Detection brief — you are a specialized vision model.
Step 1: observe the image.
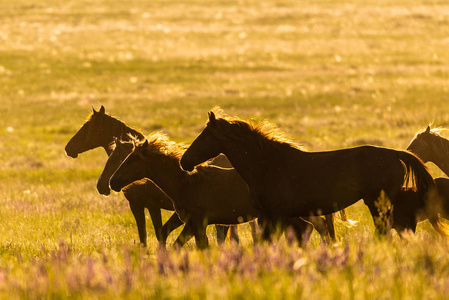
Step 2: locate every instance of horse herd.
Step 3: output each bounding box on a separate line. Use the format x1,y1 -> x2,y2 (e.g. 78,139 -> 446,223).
65,106 -> 449,248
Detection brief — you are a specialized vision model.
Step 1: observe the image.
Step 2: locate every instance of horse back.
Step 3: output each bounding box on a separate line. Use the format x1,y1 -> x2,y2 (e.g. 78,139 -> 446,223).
260,146 -> 412,216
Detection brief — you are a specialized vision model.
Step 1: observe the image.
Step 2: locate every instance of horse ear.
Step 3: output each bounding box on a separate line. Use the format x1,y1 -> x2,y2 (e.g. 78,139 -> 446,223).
425,125 -> 431,133
143,139 -> 149,148
208,111 -> 216,126
92,106 -> 98,114
99,105 -> 105,114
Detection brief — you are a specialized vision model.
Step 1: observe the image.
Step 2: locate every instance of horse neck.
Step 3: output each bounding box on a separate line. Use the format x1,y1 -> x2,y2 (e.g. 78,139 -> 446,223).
98,147 -> 133,188
142,152 -> 186,202
429,139 -> 449,177
220,138 -> 266,191
102,118 -> 144,156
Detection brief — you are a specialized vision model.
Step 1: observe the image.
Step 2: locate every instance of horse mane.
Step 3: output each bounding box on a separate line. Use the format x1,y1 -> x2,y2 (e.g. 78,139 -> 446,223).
412,125 -> 448,138
108,136 -> 135,152
428,127 -> 449,154
211,107 -> 304,151
86,110 -> 145,151
134,132 -> 186,161
132,132 -> 211,184
414,126 -> 449,146
429,127 -> 448,136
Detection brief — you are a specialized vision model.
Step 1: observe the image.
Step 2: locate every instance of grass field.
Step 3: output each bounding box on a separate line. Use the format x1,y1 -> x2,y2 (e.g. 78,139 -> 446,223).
1,0 -> 449,298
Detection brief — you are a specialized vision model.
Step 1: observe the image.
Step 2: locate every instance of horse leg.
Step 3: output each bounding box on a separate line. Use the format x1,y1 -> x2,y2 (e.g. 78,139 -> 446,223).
394,221 -> 417,238
161,213 -> 185,244
365,198 -> 386,236
257,214 -> 275,242
324,214 -> 336,241
248,220 -> 257,242
128,201 -> 147,247
193,221 -> 209,249
285,217 -> 314,246
146,204 -> 164,244
307,216 -> 331,243
428,214 -> 449,237
339,209 -> 358,227
215,225 -> 228,244
230,226 -> 240,243
391,202 -> 418,237
173,222 -> 194,248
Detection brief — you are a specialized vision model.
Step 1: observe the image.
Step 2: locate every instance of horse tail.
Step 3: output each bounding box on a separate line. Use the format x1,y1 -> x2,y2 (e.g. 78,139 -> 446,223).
397,151 -> 434,198
338,209 -> 358,228
323,214 -> 336,241
397,151 -> 449,237
429,218 -> 449,239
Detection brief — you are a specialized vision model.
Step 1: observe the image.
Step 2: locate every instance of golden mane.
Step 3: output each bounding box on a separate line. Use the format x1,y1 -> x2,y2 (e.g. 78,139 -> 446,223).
412,126 -> 449,140
108,135 -> 135,152
430,127 -> 448,136
211,107 -> 304,151
409,126 -> 449,157
131,132 -> 212,181
135,132 -> 186,160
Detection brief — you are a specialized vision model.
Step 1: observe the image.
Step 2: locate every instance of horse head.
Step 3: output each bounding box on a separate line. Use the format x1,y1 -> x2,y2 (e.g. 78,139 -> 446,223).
180,111 -> 223,171
407,125 -> 437,163
97,137 -> 135,196
65,105 -> 111,158
110,139 -> 149,192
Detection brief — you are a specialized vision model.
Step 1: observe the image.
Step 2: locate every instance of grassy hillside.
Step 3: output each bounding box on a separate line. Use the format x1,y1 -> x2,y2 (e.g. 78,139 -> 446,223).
1,0 -> 449,298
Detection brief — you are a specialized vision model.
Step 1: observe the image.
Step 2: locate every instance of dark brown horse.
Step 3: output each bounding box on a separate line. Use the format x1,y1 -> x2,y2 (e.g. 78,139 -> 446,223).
98,135 -> 255,244
65,106 -> 236,246
100,137 -> 353,243
109,133 -> 260,248
407,125 -> 449,176
392,178 -> 449,235
180,109 -> 437,240
109,134 -> 340,248
389,126 -> 449,235
433,177 -> 449,221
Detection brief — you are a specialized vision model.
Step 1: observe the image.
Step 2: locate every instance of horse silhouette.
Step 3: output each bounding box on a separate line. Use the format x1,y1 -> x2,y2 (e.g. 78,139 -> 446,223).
180,109 -> 437,241
65,106 -> 240,246
109,134 -> 341,248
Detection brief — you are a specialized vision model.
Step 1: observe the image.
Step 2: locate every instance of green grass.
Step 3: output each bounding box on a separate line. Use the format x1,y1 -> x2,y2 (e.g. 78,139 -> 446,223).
1,0 -> 449,298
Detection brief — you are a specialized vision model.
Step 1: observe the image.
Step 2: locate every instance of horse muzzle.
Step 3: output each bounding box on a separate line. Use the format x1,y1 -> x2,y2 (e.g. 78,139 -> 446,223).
97,182 -> 111,196
109,176 -> 123,192
64,147 -> 78,158
180,158 -> 194,172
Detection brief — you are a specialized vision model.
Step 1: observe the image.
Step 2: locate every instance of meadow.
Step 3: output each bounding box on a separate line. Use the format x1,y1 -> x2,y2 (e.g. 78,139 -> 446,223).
1,0 -> 449,298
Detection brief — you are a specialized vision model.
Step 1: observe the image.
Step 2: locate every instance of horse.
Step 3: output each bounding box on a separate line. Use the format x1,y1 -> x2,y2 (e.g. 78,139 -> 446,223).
392,178 -> 449,235
109,134 -> 339,248
388,126 -> 449,235
407,125 -> 449,176
64,105 -> 239,246
100,137 -> 353,243
433,177 -> 449,221
109,133 -> 259,248
179,109 -> 438,241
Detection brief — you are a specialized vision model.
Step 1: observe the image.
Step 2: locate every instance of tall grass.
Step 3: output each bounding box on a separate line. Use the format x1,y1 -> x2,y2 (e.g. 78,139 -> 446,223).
1,0 -> 449,298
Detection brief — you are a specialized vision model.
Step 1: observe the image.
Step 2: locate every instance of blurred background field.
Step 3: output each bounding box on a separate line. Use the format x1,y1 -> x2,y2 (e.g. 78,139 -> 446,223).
1,0 -> 449,298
